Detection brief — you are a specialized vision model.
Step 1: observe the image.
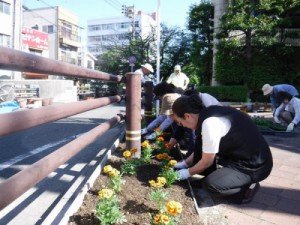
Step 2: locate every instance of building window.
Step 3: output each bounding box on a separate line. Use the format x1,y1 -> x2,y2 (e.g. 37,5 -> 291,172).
42,25 -> 54,34
0,33 -> 10,47
0,1 -> 10,15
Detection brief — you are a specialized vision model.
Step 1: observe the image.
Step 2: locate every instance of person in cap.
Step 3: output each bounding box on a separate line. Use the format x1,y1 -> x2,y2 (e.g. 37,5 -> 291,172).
172,94 -> 273,204
135,63 -> 155,84
274,92 -> 300,132
166,65 -> 190,90
262,84 -> 299,111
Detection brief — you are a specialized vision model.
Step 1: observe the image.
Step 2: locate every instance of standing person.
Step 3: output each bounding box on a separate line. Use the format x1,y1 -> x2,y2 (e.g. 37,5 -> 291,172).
262,84 -> 299,110
166,65 -> 189,90
274,92 -> 300,132
135,63 -> 155,85
172,94 -> 273,204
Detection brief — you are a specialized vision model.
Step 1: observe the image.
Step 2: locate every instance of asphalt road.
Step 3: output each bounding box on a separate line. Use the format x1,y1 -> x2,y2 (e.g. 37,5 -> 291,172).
0,102 -> 126,225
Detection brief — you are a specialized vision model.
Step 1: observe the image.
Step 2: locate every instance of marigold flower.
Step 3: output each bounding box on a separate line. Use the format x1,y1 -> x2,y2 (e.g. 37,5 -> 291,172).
130,148 -> 137,153
103,165 -> 113,174
141,140 -> 151,149
123,150 -> 131,158
169,160 -> 177,166
161,214 -> 170,224
166,200 -> 183,215
149,180 -> 156,186
164,166 -> 170,170
153,213 -> 161,224
98,188 -> 113,199
109,168 -> 120,177
156,154 -> 164,160
165,143 -> 172,149
157,177 -> 166,185
155,128 -> 161,132
157,136 -> 164,141
161,153 -> 169,159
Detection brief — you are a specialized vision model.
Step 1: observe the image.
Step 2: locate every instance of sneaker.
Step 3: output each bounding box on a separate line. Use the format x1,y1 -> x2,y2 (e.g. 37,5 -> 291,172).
141,128 -> 148,135
241,183 -> 260,204
144,132 -> 156,140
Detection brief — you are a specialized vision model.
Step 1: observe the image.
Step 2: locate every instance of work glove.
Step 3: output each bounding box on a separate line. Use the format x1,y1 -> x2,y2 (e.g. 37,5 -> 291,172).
177,169 -> 190,180
274,116 -> 280,124
174,161 -> 188,169
286,123 -> 294,132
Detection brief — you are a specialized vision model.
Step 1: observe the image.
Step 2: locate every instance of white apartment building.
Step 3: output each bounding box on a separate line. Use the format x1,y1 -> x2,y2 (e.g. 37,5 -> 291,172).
87,10 -> 157,56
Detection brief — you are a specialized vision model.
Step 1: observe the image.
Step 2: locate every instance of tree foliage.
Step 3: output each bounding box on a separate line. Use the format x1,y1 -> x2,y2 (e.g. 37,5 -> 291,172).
216,0 -> 300,91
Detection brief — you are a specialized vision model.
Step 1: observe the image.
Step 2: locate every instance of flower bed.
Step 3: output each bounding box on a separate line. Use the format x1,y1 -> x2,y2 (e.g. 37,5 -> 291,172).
68,136 -> 201,224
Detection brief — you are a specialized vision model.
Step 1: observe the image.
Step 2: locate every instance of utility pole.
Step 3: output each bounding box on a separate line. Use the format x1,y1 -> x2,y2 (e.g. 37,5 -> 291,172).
122,5 -> 135,39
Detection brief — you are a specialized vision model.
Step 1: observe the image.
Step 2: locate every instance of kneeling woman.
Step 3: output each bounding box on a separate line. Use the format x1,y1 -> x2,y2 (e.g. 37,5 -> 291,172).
172,94 -> 273,204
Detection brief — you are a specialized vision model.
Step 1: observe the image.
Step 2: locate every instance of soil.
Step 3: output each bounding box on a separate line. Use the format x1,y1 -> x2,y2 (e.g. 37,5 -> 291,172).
68,143 -> 201,225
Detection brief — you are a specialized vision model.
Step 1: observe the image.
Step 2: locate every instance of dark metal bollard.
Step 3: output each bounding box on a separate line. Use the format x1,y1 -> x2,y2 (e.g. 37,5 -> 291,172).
125,72 -> 141,158
143,81 -> 154,125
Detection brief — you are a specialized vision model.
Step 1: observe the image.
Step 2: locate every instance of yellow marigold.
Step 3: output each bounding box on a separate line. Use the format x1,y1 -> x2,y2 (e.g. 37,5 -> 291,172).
169,160 -> 177,166
103,165 -> 113,174
123,150 -> 131,158
161,214 -> 170,224
130,148 -> 137,153
166,200 -> 183,215
157,177 -> 166,185
98,188 -> 113,199
149,180 -> 156,186
157,136 -> 164,141
153,213 -> 161,224
141,140 -> 151,149
109,168 -> 120,177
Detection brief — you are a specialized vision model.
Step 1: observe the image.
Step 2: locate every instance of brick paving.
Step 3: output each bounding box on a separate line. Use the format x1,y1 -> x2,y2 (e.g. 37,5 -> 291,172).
193,113 -> 300,225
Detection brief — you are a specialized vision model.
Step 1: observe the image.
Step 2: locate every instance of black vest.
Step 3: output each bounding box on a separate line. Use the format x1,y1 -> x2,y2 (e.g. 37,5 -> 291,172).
194,106 -> 273,181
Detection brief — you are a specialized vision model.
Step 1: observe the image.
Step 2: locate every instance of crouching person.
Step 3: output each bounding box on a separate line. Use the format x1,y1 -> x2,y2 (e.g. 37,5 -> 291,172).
172,94 -> 273,204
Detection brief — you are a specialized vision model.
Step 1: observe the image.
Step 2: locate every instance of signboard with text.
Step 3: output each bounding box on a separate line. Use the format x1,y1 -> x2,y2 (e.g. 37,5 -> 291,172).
22,27 -> 49,50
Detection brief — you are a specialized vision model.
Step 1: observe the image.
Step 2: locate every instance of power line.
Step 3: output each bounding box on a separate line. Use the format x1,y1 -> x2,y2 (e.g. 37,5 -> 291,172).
103,0 -> 122,13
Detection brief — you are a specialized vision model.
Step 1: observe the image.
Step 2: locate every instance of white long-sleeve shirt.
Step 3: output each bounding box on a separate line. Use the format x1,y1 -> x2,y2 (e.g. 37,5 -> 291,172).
166,72 -> 189,90
274,97 -> 300,125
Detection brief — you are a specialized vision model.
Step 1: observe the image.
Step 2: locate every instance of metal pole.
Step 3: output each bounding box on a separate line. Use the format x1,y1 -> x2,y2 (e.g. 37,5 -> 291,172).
0,46 -> 122,82
0,96 -> 121,137
125,72 -> 141,157
156,0 -> 161,117
0,115 -> 122,210
143,81 -> 154,125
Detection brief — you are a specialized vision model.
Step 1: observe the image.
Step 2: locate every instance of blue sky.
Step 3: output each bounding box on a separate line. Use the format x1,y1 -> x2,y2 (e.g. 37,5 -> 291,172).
23,0 -> 200,29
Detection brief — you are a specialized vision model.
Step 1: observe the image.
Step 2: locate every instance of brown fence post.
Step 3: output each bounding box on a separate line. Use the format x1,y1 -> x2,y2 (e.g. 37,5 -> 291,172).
125,72 -> 141,158
143,81 -> 154,125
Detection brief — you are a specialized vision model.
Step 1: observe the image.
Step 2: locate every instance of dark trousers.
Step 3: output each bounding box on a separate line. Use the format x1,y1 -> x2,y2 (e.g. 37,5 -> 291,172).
202,167 -> 252,197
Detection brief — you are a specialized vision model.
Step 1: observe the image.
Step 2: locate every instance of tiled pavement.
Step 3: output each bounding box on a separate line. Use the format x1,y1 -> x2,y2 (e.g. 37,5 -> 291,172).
193,113 -> 300,225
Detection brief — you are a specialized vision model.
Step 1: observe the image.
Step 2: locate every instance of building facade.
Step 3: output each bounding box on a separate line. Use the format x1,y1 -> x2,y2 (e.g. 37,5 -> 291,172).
23,6 -> 82,79
87,10 -> 157,56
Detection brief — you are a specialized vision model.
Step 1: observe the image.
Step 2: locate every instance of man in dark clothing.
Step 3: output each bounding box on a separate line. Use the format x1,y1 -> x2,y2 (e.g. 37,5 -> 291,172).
171,94 -> 273,204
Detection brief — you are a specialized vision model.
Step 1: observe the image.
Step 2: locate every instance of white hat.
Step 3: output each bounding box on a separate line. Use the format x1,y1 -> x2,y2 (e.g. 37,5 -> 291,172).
141,63 -> 154,73
174,65 -> 181,71
262,84 -> 273,96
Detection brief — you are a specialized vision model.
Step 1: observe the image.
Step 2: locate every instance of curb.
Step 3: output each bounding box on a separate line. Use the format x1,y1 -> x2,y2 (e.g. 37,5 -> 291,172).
42,125 -> 125,225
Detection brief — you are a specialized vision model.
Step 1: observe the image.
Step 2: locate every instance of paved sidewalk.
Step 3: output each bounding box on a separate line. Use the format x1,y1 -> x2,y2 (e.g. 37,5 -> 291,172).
193,113 -> 300,225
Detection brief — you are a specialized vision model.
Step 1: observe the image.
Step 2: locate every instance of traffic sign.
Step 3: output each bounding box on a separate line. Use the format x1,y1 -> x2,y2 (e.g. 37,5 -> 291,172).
129,56 -> 136,64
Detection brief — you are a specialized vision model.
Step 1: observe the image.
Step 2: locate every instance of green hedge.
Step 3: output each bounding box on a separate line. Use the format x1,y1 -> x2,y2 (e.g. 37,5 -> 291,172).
197,85 -> 248,102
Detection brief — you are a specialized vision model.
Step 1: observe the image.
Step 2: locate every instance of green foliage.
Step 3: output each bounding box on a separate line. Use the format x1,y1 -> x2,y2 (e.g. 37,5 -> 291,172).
149,188 -> 170,211
95,194 -> 126,225
108,174 -> 123,193
198,85 -> 248,102
159,168 -> 180,188
120,158 -> 143,175
252,117 -> 286,131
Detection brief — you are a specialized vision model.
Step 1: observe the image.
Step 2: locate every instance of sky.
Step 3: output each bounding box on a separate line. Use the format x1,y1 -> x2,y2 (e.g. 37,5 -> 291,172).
23,0 -> 200,30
